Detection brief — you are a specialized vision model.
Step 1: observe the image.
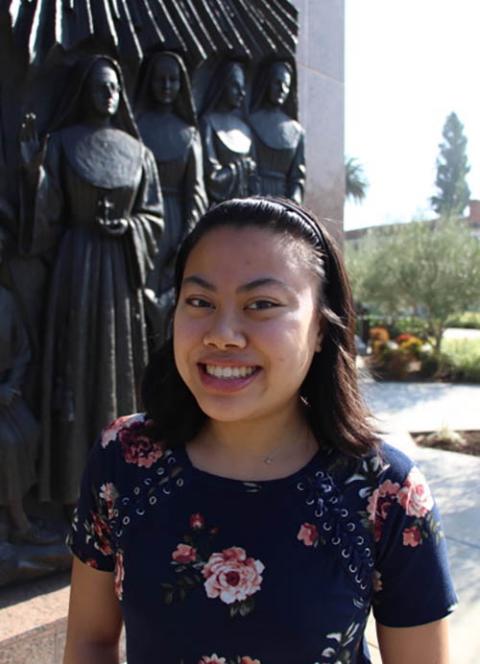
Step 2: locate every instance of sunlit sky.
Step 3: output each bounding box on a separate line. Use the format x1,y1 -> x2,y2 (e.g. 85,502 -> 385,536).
344,0 -> 480,230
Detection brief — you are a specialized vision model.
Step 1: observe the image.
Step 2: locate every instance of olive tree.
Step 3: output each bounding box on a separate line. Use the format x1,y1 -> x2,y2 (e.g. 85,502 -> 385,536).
345,218 -> 480,352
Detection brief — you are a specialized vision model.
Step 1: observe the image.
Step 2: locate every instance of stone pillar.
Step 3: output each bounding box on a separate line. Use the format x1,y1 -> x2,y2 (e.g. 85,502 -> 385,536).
292,0 -> 345,241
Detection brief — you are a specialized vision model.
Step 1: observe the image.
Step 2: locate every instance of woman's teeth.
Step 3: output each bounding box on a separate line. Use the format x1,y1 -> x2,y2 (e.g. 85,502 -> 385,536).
205,365 -> 256,379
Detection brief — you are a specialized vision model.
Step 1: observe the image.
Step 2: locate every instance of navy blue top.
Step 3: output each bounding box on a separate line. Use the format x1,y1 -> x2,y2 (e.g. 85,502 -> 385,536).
68,414 -> 457,664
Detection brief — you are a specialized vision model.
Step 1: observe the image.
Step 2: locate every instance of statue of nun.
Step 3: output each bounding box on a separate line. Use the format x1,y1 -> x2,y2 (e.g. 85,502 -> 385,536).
19,55 -> 164,505
135,52 -> 207,296
200,61 -> 258,202
250,60 -> 305,203
0,227 -> 57,544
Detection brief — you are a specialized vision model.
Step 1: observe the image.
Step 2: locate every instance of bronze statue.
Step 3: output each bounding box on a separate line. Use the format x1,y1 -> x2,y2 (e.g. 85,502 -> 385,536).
135,52 -> 207,297
0,227 -> 51,544
250,60 -> 305,203
20,55 -> 164,505
201,61 -> 257,202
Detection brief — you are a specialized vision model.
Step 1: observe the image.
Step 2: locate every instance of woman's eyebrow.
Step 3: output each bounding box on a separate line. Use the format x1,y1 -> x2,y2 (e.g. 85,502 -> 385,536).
182,275 -> 292,294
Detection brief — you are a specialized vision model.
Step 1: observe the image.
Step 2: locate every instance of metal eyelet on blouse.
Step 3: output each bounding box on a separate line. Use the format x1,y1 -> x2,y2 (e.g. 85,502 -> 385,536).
176,478 -> 184,487
297,482 -> 305,491
122,516 -> 130,526
136,508 -> 145,516
356,536 -> 364,545
121,497 -> 130,505
331,536 -> 341,545
314,509 -> 323,518
162,487 -> 171,495
349,564 -> 358,573
156,467 -> 165,475
144,478 -> 152,486
306,497 -> 315,505
167,456 -> 176,464
149,496 -> 157,505
133,487 -> 140,495
361,582 -> 368,590
340,508 -> 348,518
347,522 -> 356,532
315,471 -> 324,478
113,509 -> 119,517
341,548 -> 350,558
323,523 -> 332,531
355,574 -> 363,584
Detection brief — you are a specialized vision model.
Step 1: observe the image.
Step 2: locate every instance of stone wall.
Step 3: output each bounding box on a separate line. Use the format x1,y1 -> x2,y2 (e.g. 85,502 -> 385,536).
292,0 -> 345,240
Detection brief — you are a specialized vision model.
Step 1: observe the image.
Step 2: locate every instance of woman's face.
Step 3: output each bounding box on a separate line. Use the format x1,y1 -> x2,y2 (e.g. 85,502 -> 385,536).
151,56 -> 181,106
87,62 -> 121,118
223,66 -> 246,109
173,226 -> 322,426
267,63 -> 292,107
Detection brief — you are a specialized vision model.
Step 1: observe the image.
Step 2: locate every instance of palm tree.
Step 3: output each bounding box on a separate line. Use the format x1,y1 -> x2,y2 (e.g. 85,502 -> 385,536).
345,157 -> 368,203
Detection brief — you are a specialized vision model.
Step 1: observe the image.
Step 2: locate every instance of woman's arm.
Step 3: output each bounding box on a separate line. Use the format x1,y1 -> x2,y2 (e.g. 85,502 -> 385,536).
63,556 -> 123,664
377,618 -> 450,664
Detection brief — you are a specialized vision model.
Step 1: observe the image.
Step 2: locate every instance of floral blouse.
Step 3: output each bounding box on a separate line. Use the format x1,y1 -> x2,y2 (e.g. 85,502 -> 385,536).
68,414 -> 457,664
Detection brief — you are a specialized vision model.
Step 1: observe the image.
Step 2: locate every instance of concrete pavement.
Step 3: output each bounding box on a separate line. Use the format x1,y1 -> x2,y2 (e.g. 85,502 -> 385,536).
361,379 -> 480,663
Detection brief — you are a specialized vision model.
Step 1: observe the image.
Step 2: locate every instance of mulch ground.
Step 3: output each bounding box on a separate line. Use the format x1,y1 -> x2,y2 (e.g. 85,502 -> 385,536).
412,431 -> 480,457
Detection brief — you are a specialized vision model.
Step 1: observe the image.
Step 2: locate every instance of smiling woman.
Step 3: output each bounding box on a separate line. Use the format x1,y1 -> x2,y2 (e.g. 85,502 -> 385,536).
64,198 -> 456,664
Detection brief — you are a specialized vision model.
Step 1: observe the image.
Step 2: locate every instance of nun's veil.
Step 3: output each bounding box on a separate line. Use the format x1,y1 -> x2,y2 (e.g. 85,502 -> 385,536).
200,60 -> 248,119
49,55 -> 140,138
135,51 -> 197,127
251,59 -> 298,120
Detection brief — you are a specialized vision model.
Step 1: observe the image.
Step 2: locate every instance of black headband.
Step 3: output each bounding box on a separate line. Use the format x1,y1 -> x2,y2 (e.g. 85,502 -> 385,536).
276,199 -> 330,278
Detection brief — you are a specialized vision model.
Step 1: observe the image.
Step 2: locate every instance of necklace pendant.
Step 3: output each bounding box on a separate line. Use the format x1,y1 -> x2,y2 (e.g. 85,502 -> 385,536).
264,456 -> 274,464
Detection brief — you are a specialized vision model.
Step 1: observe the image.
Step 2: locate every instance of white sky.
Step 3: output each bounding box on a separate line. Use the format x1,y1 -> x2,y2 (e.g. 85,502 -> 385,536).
344,0 -> 480,230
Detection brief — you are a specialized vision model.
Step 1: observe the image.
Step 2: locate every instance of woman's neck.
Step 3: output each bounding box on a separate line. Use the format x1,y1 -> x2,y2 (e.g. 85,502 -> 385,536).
187,402 -> 318,481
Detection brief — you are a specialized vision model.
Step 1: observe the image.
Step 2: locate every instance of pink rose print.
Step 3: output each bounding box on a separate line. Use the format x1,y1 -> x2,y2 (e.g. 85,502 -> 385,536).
397,467 -> 434,518
366,479 -> 401,541
297,523 -> 319,547
202,547 -> 265,605
119,420 -> 164,468
190,513 -> 205,530
114,550 -> 125,600
403,526 -> 422,547
85,558 -> 99,569
198,655 -> 226,664
99,482 -> 119,519
172,543 -> 197,564
240,658 -> 261,664
101,414 -> 144,447
91,512 -> 113,556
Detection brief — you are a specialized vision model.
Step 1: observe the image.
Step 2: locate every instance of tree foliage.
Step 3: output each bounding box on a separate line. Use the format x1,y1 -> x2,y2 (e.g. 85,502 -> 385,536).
345,157 -> 368,203
431,112 -> 470,217
345,218 -> 480,351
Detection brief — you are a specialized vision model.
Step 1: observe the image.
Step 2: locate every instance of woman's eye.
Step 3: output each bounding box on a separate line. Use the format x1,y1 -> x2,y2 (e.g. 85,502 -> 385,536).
186,297 -> 212,308
246,300 -> 279,311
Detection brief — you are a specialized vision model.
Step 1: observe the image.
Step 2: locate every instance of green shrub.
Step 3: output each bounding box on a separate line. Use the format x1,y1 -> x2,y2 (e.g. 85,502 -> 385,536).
441,339 -> 480,383
445,312 -> 480,330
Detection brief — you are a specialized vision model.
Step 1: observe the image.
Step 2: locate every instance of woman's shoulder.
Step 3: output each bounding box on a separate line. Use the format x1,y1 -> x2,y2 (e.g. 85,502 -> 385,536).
325,440 -> 418,498
98,412 -> 167,470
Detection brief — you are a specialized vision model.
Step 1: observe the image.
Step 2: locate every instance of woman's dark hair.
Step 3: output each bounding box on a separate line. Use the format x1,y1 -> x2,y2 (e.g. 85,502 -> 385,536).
142,197 -> 379,456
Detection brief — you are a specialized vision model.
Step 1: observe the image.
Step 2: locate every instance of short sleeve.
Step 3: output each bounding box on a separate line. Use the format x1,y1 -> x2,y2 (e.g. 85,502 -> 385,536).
67,434 -> 118,572
371,456 -> 458,627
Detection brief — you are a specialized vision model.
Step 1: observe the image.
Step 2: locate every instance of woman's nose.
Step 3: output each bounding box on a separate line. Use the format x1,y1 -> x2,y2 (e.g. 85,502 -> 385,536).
202,312 -> 247,350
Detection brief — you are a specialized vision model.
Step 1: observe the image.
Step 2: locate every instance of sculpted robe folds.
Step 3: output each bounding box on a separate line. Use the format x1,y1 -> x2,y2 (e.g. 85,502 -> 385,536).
250,109 -> 305,201
27,125 -> 163,503
137,113 -> 206,294
0,288 -> 39,506
201,112 -> 255,201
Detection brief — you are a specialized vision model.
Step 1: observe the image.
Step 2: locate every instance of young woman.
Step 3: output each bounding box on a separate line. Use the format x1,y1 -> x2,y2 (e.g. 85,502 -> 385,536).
64,198 -> 456,664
